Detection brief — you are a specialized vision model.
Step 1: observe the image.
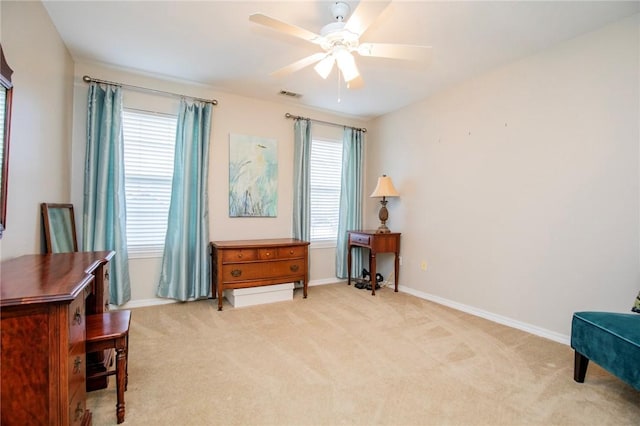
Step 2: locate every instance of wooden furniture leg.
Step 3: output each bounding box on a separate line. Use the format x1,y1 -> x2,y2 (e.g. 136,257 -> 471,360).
86,310 -> 131,424
394,251 -> 400,292
347,244 -> 352,286
370,251 -> 377,296
115,347 -> 127,423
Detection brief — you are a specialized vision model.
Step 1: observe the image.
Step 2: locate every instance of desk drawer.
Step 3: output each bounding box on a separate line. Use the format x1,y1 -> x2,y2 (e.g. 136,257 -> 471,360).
68,293 -> 86,347
68,342 -> 86,397
69,387 -> 87,426
222,259 -> 305,282
103,265 -> 111,309
350,233 -> 370,245
221,249 -> 258,263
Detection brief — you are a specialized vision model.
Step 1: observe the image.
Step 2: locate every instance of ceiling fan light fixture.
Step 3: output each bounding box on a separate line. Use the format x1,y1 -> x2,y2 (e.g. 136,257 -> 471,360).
314,55 -> 335,79
335,48 -> 359,82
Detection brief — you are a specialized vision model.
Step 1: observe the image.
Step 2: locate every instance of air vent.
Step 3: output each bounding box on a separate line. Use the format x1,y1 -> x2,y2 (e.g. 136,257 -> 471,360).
279,90 -> 302,98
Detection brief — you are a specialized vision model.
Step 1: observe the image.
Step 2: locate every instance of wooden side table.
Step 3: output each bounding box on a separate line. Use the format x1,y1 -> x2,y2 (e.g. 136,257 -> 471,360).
347,230 -> 401,295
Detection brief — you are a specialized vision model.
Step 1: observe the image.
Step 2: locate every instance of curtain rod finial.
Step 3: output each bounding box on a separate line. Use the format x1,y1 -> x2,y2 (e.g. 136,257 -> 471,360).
82,75 -> 91,83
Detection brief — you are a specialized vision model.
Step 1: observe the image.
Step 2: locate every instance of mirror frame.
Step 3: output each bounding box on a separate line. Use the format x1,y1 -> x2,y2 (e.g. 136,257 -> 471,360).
41,203 -> 78,253
0,44 -> 14,239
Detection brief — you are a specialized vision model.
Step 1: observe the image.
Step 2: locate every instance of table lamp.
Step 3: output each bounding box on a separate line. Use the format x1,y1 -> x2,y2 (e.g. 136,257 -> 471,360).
370,175 -> 399,233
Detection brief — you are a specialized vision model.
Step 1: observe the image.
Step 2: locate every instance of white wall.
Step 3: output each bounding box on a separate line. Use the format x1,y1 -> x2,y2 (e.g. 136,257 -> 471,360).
70,62 -> 366,305
368,15 -> 640,338
0,0 -> 74,260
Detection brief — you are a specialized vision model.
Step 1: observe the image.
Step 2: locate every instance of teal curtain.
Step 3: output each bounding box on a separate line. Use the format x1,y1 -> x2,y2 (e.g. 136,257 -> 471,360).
335,127 -> 364,279
157,100 -> 212,301
292,118 -> 311,241
84,82 -> 131,305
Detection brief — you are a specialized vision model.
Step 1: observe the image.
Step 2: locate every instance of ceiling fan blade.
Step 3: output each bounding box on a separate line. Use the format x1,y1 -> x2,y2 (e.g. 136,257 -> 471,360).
344,0 -> 391,36
270,52 -> 327,78
357,43 -> 432,61
250,13 -> 324,45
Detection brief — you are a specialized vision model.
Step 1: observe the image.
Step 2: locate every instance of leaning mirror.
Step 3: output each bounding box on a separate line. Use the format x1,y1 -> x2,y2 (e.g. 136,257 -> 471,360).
0,44 -> 13,239
41,203 -> 78,253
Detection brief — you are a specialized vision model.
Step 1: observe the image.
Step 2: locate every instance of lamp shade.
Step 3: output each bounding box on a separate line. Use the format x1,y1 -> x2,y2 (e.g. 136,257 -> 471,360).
370,175 -> 399,198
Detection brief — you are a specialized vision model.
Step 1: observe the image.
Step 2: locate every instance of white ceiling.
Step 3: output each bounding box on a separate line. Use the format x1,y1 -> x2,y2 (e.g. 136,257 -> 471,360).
42,1 -> 639,120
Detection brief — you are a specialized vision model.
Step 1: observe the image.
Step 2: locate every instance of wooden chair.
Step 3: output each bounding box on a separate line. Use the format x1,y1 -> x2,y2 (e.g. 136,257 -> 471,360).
86,310 -> 132,424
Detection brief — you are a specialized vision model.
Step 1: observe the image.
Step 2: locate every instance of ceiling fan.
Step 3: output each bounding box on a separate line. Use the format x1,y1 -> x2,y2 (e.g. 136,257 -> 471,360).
249,1 -> 431,88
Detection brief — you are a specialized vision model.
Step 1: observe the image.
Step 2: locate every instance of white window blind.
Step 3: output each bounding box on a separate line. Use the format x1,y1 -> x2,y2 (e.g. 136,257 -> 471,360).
122,109 -> 177,256
310,138 -> 343,242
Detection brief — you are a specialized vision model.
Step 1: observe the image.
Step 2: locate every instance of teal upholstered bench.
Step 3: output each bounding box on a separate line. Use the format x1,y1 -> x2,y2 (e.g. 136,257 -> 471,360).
570,311 -> 640,390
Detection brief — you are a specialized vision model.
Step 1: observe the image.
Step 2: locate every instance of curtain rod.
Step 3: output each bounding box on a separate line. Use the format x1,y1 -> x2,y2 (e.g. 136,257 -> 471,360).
285,113 -> 366,133
82,75 -> 218,106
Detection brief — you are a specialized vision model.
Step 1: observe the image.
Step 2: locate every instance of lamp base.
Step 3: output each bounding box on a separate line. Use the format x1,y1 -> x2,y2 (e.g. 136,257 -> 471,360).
376,224 -> 391,234
376,198 -> 391,233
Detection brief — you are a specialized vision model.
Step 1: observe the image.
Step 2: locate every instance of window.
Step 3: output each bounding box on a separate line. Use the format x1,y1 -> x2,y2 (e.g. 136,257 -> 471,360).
122,109 -> 177,256
309,138 -> 343,242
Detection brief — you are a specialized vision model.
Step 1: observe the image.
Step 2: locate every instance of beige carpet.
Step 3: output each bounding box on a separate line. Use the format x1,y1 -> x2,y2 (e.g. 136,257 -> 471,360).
87,283 -> 639,425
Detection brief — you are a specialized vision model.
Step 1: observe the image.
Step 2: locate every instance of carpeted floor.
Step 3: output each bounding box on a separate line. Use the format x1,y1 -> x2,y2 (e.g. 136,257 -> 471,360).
87,283 -> 640,425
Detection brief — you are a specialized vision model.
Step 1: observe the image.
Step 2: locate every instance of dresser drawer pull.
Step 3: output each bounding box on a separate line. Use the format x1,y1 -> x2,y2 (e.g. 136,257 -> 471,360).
104,270 -> 109,281
74,402 -> 84,421
73,356 -> 83,374
289,250 -> 294,255
265,252 -> 271,256
237,253 -> 243,259
72,307 -> 82,326
290,265 -> 299,272
231,269 -> 242,277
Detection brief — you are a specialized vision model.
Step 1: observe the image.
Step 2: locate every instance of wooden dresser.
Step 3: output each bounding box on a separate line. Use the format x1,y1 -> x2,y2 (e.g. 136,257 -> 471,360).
0,251 -> 114,426
210,238 -> 310,311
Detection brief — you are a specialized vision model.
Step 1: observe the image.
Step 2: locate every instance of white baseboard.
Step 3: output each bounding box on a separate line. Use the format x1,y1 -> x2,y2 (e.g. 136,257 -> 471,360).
309,278 -> 346,287
113,298 -> 178,310
116,279 -> 345,309
398,285 -> 571,345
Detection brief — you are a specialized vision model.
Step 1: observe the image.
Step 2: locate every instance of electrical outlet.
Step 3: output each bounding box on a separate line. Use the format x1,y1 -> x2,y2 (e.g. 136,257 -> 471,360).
420,261 -> 427,271
399,256 -> 403,266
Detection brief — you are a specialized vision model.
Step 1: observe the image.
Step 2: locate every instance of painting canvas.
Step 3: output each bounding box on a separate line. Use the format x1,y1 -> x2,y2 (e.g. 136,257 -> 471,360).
229,134 -> 278,217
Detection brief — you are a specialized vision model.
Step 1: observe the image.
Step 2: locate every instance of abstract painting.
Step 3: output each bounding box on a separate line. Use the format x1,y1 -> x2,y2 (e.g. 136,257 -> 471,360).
229,134 -> 278,217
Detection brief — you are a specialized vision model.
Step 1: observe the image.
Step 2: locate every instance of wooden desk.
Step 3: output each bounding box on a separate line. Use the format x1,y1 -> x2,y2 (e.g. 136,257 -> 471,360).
347,230 -> 401,295
1,251 -> 114,426
210,238 -> 310,311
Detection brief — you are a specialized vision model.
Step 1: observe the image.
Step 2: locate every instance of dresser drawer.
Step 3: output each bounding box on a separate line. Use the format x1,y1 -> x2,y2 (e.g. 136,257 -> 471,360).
258,248 -> 277,260
221,259 -> 305,282
278,246 -> 305,258
69,387 -> 87,426
68,292 -> 86,346
350,233 -> 370,245
68,342 -> 86,397
103,266 -> 111,310
221,249 -> 258,263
